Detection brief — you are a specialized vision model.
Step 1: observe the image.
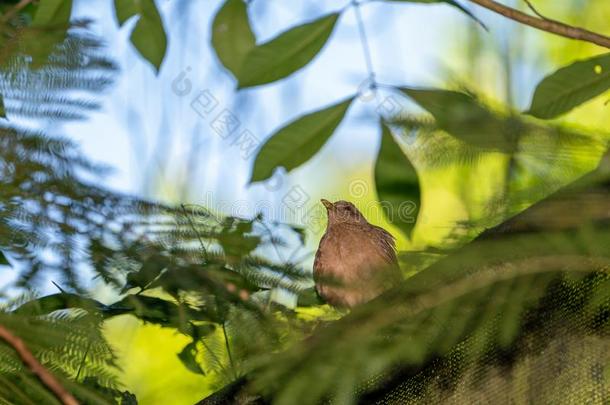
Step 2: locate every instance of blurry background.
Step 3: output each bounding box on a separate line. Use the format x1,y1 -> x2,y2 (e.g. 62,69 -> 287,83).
2,0 -> 609,402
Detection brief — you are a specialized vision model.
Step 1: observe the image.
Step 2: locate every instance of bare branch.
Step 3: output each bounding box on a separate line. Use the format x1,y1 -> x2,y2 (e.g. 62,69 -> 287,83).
468,0 -> 610,49
0,324 -> 80,405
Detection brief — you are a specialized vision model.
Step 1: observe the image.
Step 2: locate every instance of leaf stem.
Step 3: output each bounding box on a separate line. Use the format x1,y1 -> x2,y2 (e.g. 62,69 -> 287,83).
222,322 -> 238,380
75,341 -> 91,382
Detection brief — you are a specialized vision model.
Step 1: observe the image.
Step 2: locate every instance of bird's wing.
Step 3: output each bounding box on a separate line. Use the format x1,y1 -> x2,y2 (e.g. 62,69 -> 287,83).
337,224 -> 400,279
370,225 -> 399,267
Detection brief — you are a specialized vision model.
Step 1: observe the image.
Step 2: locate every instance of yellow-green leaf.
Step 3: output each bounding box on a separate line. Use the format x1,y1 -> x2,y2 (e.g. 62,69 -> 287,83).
32,0 -> 72,27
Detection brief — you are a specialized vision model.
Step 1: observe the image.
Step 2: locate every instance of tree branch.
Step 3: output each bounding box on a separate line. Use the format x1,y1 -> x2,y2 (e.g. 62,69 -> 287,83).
467,0 -> 610,49
0,324 -> 79,405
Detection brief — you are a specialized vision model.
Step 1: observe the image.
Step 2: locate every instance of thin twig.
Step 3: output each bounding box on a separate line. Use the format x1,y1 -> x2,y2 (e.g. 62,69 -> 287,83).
352,0 -> 377,87
522,0 -> 546,20
0,324 -> 79,405
221,322 -> 237,380
467,0 -> 610,49
74,341 -> 91,382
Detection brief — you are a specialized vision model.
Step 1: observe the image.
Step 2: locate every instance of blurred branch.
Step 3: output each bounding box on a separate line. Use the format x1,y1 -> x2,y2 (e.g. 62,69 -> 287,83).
468,0 -> 610,49
0,324 -> 79,405
0,0 -> 34,23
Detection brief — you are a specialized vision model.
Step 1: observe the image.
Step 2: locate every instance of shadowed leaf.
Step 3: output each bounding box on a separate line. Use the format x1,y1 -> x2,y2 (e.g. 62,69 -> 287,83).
375,122 -> 421,239
400,87 -> 518,151
178,342 -> 206,375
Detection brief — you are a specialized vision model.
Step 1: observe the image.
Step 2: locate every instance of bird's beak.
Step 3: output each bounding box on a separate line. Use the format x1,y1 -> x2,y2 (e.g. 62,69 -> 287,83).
321,199 -> 334,210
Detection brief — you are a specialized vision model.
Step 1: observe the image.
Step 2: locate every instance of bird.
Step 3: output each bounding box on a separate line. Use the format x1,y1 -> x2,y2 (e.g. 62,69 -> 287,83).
314,199 -> 402,308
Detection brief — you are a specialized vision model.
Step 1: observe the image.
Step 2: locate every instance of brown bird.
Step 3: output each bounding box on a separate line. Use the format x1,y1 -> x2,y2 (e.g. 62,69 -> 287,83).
314,199 -> 401,308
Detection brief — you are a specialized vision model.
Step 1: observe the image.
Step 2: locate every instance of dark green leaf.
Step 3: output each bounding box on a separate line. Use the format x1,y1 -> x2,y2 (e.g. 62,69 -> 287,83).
385,0 -> 486,29
249,96 -> 354,183
13,293 -> 104,316
123,254 -> 169,292
400,87 -> 518,151
375,122 -> 421,238
0,250 -> 8,265
81,377 -> 139,404
0,93 -> 6,118
212,0 -> 256,77
113,0 -> 167,72
32,0 -> 72,27
526,53 -> 610,119
106,295 -> 213,328
289,225 -> 307,245
237,13 -> 339,88
296,287 -> 324,307
215,218 -> 261,263
178,341 -> 206,375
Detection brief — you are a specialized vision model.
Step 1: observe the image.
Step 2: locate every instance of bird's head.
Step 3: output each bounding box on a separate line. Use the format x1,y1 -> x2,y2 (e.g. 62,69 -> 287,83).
321,199 -> 368,225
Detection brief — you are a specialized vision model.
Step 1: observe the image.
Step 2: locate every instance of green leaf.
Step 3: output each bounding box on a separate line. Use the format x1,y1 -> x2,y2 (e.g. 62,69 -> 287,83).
385,0 -> 486,29
249,96 -> 354,183
237,13 -> 339,88
296,287 -> 324,307
0,93 -> 6,118
0,250 -> 8,265
106,295 -> 213,328
122,254 -> 169,293
114,0 -> 140,25
32,0 -> 72,27
526,53 -> 610,119
212,0 -> 256,77
178,341 -> 206,375
400,87 -> 517,151
113,0 -> 167,72
28,0 -> 73,66
375,122 -> 421,238
13,293 -> 105,316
